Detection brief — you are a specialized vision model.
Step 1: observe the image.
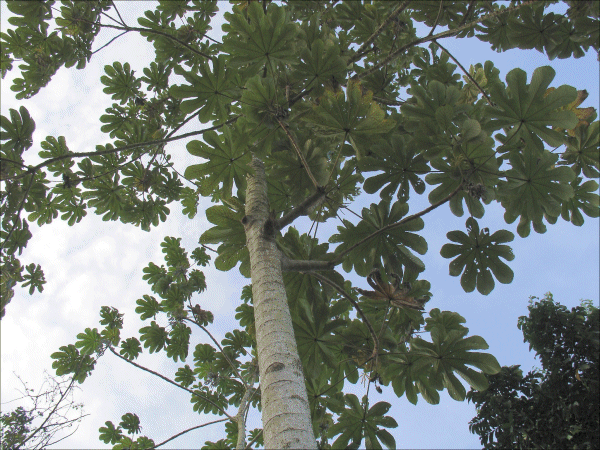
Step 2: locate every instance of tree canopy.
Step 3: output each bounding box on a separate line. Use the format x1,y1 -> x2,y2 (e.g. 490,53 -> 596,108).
1,1 -> 599,448
467,293 -> 599,448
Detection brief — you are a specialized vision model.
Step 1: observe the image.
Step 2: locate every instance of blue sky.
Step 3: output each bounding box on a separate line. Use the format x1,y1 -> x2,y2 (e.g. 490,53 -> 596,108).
1,2 -> 598,449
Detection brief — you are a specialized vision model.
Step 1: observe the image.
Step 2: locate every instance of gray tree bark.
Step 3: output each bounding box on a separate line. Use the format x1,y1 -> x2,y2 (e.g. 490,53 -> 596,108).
243,156 -> 317,449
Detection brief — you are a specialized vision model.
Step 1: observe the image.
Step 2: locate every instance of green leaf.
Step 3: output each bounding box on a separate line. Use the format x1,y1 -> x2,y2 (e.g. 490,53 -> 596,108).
139,321 -> 168,354
561,177 -> 599,226
185,127 -> 251,198
441,218 -> 515,294
119,413 -> 141,435
0,105 -> 35,154
295,38 -> 348,87
99,421 -> 122,445
485,66 -> 578,150
330,200 -> 427,277
170,55 -> 238,122
100,61 -> 141,105
498,150 -> 576,237
119,337 -> 142,361
560,121 -> 599,178
223,2 -> 298,68
302,79 -> 395,158
199,198 -> 249,277
361,134 -> 429,202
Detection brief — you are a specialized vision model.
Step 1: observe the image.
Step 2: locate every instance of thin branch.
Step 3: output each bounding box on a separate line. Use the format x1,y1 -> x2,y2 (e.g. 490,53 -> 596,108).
330,181 -> 464,267
427,0 -> 445,37
433,39 -> 495,106
348,1 -> 411,65
235,368 -> 258,450
372,95 -> 405,107
109,0 -> 127,27
91,30 -> 128,55
77,17 -> 213,60
275,187 -> 327,230
151,418 -> 229,449
305,271 -> 379,362
354,0 -> 538,81
17,375 -> 77,449
459,0 -> 478,27
5,116 -> 239,182
281,258 -> 334,272
108,347 -> 234,420
276,117 -> 321,189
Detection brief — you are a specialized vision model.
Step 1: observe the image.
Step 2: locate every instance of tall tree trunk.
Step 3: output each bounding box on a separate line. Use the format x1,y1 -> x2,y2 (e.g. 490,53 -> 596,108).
243,156 -> 317,449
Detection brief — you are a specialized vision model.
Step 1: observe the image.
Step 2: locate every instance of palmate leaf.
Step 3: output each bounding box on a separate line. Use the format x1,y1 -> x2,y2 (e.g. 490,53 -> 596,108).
309,159 -> 363,223
426,136 -> 499,218
293,297 -> 346,379
199,198 -> 249,277
560,121 -> 599,178
267,139 -> 329,202
498,150 -> 576,237
411,311 -> 501,400
223,2 -> 298,68
330,200 -> 427,277
100,61 -> 141,105
185,127 -> 251,198
294,38 -> 348,88
560,177 -> 600,226
329,394 -> 397,449
441,217 -> 515,295
302,79 -> 395,158
361,134 -> 429,202
484,66 -> 578,152
170,55 -> 238,122
139,321 -> 168,354
0,105 -> 35,155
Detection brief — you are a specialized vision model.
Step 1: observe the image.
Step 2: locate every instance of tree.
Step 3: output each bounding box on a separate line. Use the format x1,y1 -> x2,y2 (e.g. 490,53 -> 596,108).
1,370 -> 87,449
1,1 -> 598,448
467,293 -> 599,448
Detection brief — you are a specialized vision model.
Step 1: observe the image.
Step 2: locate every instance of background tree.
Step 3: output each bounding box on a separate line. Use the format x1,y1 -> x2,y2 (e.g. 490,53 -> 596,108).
1,370 -> 87,449
467,293 -> 599,449
0,1 -> 598,448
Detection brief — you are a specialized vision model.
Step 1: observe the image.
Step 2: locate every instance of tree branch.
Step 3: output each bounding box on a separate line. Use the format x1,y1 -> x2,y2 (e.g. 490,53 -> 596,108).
108,347 -> 234,420
433,39 -> 495,106
5,116 -> 240,182
330,181 -> 464,267
281,257 -> 334,272
151,417 -> 229,449
276,117 -> 321,189
275,187 -> 327,230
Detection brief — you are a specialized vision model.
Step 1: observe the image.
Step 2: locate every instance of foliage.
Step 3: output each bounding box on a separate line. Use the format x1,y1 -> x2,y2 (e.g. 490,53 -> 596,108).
467,293 -> 599,448
1,0 -> 598,448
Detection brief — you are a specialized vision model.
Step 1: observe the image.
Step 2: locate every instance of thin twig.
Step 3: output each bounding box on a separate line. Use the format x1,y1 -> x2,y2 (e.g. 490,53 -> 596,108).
433,39 -> 495,106
151,418 -> 229,449
276,117 -> 321,189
